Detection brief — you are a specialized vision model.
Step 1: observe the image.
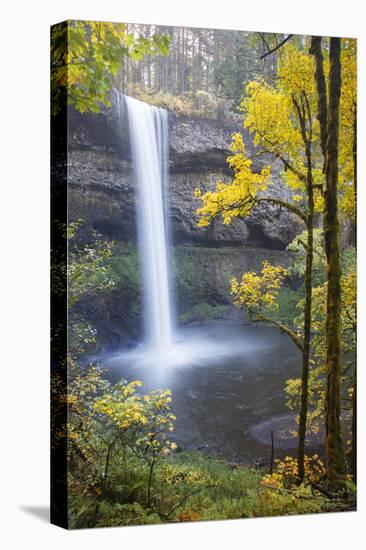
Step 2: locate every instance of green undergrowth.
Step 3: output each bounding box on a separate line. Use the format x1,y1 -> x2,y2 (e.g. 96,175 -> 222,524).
96,244 -> 300,329
179,303 -> 230,324
107,244 -> 140,291
68,449 -> 264,528
68,448 -> 352,529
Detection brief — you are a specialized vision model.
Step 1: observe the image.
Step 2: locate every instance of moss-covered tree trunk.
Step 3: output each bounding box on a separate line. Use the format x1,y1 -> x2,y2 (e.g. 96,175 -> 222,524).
324,37 -> 347,490
309,37 -> 328,165
298,180 -> 313,482
293,97 -> 314,483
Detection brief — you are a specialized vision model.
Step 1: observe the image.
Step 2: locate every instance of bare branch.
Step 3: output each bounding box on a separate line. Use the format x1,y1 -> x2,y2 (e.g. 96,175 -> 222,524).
259,34 -> 294,60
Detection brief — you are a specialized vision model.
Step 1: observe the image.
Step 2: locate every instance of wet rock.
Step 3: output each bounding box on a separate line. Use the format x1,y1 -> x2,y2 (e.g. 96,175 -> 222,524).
67,96 -> 303,250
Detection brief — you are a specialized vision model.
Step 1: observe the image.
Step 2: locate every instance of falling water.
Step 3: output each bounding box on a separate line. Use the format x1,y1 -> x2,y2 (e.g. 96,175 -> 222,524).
125,96 -> 174,353
110,93 -> 264,369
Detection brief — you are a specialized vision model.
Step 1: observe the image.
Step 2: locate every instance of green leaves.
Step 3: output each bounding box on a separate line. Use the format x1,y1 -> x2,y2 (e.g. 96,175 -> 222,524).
51,20 -> 170,114
68,224 -> 116,310
67,221 -> 117,354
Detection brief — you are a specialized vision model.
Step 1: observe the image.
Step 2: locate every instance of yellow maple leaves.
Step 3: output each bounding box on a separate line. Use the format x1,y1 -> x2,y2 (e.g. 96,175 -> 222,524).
243,79 -> 303,156
262,455 -> 325,489
339,39 -> 357,219
94,381 -> 175,433
194,44 -> 322,230
231,261 -> 287,314
195,134 -> 270,227
93,381 -> 177,462
195,40 -> 356,230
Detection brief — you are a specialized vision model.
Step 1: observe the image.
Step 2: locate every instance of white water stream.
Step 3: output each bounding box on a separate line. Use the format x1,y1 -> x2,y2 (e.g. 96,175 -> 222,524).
122,95 -> 230,369
126,96 -> 174,354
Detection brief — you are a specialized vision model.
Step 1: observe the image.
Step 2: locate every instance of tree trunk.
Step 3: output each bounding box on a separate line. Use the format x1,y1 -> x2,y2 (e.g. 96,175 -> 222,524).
291,93 -> 314,483
269,430 -> 274,474
180,27 -> 186,94
351,102 -> 357,481
298,209 -> 313,482
176,27 -> 181,94
309,37 -> 328,167
147,460 -> 156,507
297,131 -> 314,483
324,37 -> 347,490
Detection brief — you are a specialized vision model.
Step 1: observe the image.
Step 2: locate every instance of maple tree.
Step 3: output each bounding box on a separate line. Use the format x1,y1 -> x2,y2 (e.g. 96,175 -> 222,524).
196,38 -> 357,490
51,20 -> 169,114
196,42 -> 323,481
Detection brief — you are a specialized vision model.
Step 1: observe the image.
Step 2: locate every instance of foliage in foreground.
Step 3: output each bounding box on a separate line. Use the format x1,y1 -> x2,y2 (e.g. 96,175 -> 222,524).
51,20 -> 169,114
62,222 -> 356,529
67,368 -> 355,529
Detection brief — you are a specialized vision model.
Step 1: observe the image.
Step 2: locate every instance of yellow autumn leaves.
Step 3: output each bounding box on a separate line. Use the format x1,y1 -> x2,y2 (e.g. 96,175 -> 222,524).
195,41 -> 356,227
195,134 -> 270,227
262,455 -> 325,489
93,380 -> 177,455
231,261 -> 287,315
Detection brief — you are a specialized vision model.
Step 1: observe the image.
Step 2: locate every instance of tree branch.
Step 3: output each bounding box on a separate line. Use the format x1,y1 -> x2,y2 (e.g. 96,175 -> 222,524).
254,197 -> 307,224
259,34 -> 294,60
250,313 -> 304,351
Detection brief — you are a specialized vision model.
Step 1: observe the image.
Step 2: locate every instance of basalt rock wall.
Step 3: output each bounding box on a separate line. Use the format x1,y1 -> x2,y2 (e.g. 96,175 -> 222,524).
66,100 -> 303,250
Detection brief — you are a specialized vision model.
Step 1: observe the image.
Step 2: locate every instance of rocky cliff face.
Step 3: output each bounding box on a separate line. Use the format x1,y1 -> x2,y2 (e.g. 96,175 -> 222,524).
67,100 -> 303,250
64,97 -> 302,349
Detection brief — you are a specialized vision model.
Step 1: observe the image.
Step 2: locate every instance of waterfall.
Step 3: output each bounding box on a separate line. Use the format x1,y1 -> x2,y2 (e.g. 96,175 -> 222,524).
112,93 -> 230,369
125,96 -> 174,353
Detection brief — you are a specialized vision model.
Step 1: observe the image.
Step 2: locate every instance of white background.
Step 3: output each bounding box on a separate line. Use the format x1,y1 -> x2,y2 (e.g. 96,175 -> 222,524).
0,0 -> 364,548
